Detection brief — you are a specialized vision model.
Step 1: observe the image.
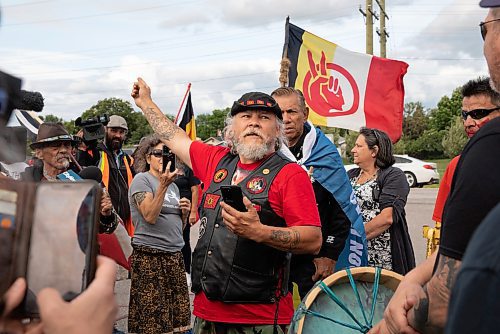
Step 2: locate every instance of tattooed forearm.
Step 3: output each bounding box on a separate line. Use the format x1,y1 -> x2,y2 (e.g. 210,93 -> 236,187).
410,286 -> 434,333
409,254 -> 460,333
270,229 -> 300,251
133,192 -> 147,207
142,107 -> 180,141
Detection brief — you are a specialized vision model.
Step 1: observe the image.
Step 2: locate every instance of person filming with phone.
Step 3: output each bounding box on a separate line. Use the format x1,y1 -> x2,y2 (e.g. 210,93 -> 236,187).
127,134 -> 191,334
131,78 -> 321,333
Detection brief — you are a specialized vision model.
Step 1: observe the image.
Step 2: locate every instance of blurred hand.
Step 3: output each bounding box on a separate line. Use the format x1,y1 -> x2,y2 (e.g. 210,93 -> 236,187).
179,197 -> 191,217
188,211 -> 197,226
99,190 -> 113,216
0,278 -> 43,333
37,256 -> 118,334
368,281 -> 422,334
312,257 -> 336,281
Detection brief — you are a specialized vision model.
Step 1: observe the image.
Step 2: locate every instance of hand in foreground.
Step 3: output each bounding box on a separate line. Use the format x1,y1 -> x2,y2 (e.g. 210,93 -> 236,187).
37,256 -> 118,334
131,77 -> 152,109
221,196 -> 262,241
312,257 -> 336,281
0,278 -> 42,333
368,281 -> 422,334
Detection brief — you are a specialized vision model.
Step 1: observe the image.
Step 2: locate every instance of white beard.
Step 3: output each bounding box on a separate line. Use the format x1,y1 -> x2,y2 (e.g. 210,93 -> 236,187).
235,141 -> 272,161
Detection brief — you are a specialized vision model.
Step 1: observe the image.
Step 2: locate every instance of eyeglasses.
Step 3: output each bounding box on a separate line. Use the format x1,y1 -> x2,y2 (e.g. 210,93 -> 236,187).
480,18 -> 500,40
461,106 -> 500,120
150,149 -> 163,158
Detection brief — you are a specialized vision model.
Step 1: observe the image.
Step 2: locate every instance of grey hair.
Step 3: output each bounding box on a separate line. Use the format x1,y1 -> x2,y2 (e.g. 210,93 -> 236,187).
222,112 -> 288,155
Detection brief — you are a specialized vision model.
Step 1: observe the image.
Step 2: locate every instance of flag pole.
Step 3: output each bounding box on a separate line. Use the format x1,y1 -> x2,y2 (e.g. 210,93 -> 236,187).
175,83 -> 191,124
279,17 -> 291,87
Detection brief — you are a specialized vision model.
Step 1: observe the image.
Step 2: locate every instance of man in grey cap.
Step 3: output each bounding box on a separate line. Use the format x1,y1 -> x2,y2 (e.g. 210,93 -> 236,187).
369,2 -> 500,334
78,115 -> 136,236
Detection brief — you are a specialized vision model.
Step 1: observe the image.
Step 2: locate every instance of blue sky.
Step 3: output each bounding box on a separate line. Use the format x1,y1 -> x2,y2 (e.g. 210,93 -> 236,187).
0,0 -> 489,122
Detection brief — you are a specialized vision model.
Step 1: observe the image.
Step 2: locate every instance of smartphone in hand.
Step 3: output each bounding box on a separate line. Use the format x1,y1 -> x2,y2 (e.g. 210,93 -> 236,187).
220,185 -> 247,212
162,145 -> 176,173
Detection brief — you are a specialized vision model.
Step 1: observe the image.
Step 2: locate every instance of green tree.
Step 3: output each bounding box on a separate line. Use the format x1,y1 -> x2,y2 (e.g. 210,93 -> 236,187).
404,129 -> 445,159
41,114 -> 64,123
402,102 -> 429,140
196,108 -> 229,140
441,116 -> 468,158
344,129 -> 359,162
80,97 -> 158,145
429,88 -> 462,132
40,114 -> 76,135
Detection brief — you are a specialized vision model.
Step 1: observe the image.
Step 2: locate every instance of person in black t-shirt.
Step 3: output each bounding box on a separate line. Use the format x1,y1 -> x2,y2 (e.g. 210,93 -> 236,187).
370,117 -> 500,334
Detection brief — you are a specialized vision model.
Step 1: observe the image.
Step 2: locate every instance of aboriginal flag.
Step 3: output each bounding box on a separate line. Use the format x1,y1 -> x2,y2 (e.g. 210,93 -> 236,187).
177,92 -> 197,140
285,21 -> 408,142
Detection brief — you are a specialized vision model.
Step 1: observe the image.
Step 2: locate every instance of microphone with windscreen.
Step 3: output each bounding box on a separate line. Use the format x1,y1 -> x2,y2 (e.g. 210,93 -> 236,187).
78,166 -> 103,184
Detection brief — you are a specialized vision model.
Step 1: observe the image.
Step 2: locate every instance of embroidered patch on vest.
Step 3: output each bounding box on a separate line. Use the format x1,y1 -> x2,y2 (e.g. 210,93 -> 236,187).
203,193 -> 220,209
246,177 -> 267,194
213,169 -> 228,183
199,217 -> 207,239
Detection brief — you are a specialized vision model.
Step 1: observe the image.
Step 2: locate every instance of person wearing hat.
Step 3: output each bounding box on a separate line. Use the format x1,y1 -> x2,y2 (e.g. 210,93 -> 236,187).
20,122 -> 118,231
369,3 -> 500,333
131,77 -> 321,333
22,122 -> 79,182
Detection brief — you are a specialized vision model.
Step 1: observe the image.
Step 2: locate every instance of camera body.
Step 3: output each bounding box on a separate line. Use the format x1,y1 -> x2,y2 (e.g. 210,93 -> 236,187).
75,114 -> 109,143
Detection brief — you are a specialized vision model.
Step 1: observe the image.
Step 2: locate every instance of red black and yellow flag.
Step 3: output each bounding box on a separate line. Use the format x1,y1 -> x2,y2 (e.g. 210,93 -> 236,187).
285,20 -> 408,142
177,92 -> 197,140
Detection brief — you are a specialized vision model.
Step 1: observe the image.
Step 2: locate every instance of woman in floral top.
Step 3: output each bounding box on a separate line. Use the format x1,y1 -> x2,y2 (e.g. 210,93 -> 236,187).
348,128 -> 415,275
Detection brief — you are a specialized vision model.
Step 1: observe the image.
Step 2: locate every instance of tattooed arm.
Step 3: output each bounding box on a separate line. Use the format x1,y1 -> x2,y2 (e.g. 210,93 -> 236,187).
407,254 -> 461,333
131,77 -> 193,169
133,188 -> 168,224
220,196 -> 322,254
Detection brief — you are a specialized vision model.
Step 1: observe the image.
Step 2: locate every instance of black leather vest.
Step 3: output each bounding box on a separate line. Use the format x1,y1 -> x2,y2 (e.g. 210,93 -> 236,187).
191,151 -> 292,303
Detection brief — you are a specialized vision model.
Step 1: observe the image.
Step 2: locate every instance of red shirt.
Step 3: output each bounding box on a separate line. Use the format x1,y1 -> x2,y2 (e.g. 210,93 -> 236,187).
189,141 -> 320,324
432,156 -> 460,222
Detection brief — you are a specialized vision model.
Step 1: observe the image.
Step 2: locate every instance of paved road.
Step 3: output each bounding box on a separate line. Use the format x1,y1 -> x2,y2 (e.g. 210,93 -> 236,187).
115,188 -> 439,332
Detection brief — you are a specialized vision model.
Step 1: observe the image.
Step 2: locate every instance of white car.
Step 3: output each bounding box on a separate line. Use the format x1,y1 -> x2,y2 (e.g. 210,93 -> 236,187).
344,154 -> 440,188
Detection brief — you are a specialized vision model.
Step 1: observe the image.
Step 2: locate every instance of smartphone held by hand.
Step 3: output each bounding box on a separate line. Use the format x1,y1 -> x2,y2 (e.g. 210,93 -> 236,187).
162,145 -> 176,173
221,185 -> 247,212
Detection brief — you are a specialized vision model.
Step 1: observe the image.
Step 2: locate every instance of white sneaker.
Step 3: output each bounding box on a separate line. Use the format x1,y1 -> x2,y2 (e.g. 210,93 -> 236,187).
185,272 -> 192,287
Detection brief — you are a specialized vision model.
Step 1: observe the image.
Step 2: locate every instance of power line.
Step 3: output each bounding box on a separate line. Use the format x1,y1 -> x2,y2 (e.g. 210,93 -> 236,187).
2,0 -> 55,8
3,1 -> 203,27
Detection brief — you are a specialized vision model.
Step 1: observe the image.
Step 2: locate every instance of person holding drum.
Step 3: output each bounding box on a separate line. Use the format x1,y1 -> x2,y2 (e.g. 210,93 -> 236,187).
347,128 -> 415,275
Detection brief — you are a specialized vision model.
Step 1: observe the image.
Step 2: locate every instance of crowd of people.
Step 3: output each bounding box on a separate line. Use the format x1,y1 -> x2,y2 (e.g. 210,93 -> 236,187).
1,1 -> 500,334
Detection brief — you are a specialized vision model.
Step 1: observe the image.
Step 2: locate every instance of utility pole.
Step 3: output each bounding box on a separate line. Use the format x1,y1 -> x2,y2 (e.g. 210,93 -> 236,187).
359,0 -> 378,55
376,0 -> 389,58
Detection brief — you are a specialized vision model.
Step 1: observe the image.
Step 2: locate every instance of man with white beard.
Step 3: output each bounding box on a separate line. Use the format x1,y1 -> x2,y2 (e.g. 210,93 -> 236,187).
131,78 -> 322,333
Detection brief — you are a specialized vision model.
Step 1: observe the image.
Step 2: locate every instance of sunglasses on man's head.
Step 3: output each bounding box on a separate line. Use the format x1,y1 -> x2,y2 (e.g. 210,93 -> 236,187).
461,106 -> 500,120
480,18 -> 500,40
150,149 -> 163,157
